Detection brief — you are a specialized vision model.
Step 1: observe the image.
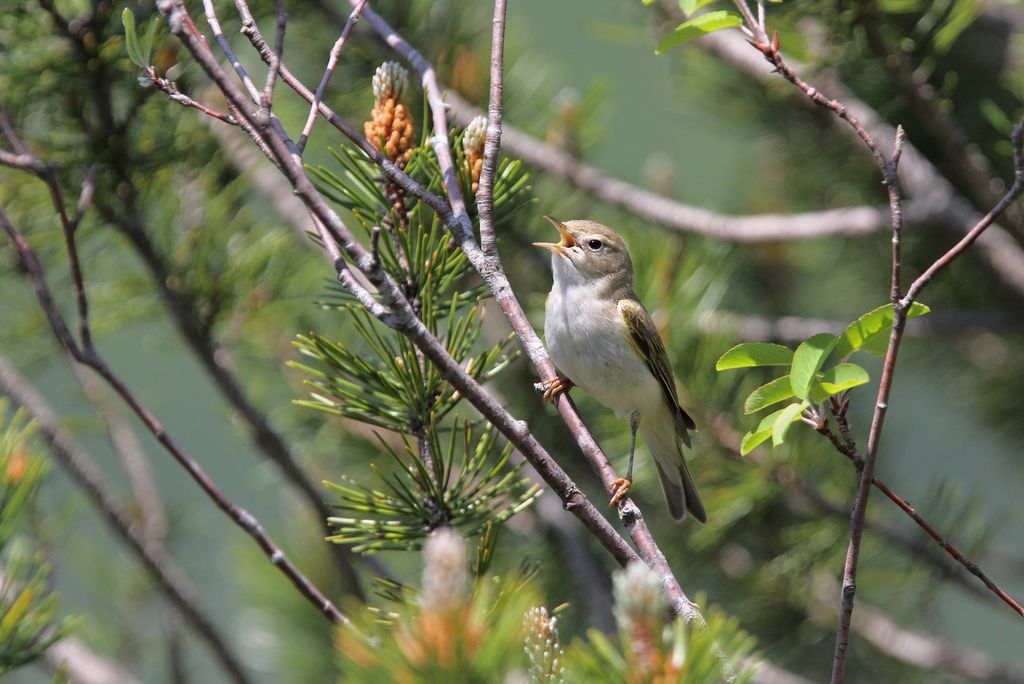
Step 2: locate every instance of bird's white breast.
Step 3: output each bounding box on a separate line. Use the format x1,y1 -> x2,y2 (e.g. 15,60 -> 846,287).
544,261 -> 661,418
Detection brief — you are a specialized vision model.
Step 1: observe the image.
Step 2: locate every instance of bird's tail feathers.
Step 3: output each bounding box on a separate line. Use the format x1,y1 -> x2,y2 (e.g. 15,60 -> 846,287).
644,423 -> 707,523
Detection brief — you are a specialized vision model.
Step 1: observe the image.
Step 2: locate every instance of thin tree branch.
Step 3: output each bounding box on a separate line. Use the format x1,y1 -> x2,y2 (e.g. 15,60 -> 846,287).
829,118 -> 1024,683
0,357 -> 251,684
475,0 -> 506,258
261,0 -> 286,110
694,26 -> 1024,299
902,121 -> 1024,307
831,119 -> 1024,677
297,0 -> 367,152
816,415 -> 1024,618
447,92 -> 908,242
201,0 -> 261,103
0,198 -> 350,627
148,72 -> 238,124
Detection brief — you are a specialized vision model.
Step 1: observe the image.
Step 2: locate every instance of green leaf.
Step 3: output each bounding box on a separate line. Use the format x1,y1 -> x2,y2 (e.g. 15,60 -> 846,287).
679,0 -> 718,14
122,9 -> 144,67
818,363 -> 870,395
656,11 -> 742,54
772,401 -> 807,446
789,333 -> 837,400
737,406 -> 786,455
740,428 -> 772,455
715,342 -> 793,371
141,16 -> 160,66
834,302 -> 930,358
743,375 -> 795,414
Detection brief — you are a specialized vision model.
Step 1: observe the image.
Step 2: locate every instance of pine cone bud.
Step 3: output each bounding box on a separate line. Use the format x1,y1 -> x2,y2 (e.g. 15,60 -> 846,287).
365,61 -> 416,168
524,606 -> 565,683
462,115 -> 487,193
421,528 -> 469,615
613,562 -> 668,677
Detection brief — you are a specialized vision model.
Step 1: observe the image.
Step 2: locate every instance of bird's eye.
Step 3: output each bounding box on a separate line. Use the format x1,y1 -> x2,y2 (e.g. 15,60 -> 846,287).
587,239 -> 603,251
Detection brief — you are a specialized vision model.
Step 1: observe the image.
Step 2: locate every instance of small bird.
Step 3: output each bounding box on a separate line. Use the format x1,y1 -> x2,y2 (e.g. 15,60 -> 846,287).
534,217 -> 706,522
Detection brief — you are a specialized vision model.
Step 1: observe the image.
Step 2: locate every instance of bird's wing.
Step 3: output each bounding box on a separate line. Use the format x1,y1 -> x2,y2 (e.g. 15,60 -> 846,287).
618,298 -> 696,442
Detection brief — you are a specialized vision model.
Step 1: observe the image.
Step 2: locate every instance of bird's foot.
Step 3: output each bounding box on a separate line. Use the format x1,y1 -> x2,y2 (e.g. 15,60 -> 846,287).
539,375 -> 574,403
609,477 -> 632,508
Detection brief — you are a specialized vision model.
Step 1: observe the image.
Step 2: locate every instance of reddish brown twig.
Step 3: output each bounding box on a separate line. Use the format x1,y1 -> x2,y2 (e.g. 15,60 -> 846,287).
148,72 -> 238,124
818,417 -> 1024,618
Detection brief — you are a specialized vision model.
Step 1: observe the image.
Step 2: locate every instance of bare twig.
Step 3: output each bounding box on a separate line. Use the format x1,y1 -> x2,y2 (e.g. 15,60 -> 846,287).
903,121 -> 1024,307
816,416 -> 1024,618
833,119 -> 1024,684
476,0 -> 507,258
447,93 -> 913,242
148,73 -> 238,124
0,357 -> 251,684
695,26 -> 1024,299
261,0 -> 287,110
831,118 -> 1024,676
201,0 -> 261,103
0,199 -> 349,627
297,0 -> 367,152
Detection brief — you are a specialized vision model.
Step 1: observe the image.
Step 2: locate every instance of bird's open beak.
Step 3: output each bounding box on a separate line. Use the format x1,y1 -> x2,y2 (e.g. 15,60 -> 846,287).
533,216 -> 575,255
